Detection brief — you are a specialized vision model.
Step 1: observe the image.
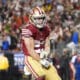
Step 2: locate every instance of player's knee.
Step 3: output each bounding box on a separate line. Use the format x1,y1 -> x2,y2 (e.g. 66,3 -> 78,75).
35,76 -> 45,80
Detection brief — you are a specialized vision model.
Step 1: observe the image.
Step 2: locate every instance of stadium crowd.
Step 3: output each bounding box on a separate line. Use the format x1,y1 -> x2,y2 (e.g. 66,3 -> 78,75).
0,0 -> 80,80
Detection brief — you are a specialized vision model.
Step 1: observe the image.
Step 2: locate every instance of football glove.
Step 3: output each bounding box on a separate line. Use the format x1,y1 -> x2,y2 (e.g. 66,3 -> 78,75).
40,59 -> 50,69
40,51 -> 49,59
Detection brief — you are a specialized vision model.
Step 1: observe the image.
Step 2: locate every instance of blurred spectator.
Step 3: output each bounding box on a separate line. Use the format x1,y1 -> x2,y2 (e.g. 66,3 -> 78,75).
63,27 -> 72,44
9,30 -> 18,51
0,33 -> 3,51
58,48 -> 71,80
2,39 -> 9,51
2,0 -> 7,5
52,23 -> 64,54
22,12 -> 29,24
70,0 -> 79,9
2,30 -> 10,51
56,3 -> 64,13
70,53 -> 80,80
0,55 -> 9,80
71,27 -> 79,44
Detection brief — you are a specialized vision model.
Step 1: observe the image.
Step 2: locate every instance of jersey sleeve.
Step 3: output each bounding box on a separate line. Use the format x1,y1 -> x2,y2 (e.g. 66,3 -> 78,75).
21,28 -> 32,38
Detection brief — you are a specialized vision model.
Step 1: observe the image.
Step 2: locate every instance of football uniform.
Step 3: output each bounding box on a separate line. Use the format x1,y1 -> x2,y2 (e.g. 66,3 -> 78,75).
21,23 -> 61,80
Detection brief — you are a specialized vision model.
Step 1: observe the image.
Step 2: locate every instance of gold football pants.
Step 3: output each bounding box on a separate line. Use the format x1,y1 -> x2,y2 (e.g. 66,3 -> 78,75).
25,56 -> 61,80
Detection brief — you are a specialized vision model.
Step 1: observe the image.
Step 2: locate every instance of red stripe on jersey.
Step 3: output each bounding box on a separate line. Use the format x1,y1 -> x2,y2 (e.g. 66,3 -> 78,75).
21,28 -> 32,37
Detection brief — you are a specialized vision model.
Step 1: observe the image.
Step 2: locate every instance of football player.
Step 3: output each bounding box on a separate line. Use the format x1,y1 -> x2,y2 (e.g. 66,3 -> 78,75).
21,6 -> 61,80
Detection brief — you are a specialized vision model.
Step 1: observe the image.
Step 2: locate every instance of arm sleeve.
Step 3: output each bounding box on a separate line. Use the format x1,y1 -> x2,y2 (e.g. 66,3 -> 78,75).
21,28 -> 32,38
21,28 -> 33,56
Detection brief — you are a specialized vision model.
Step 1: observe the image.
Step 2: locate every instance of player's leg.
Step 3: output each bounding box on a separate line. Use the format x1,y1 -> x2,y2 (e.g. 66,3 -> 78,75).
25,56 -> 45,80
44,65 -> 61,80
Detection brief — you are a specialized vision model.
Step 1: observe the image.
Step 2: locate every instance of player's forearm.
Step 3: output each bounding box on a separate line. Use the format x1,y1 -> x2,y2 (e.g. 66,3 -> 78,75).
44,37 -> 50,55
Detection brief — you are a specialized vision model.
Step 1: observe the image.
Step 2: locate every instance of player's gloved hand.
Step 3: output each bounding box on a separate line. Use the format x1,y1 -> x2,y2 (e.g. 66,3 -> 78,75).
40,51 -> 48,59
40,59 -> 50,69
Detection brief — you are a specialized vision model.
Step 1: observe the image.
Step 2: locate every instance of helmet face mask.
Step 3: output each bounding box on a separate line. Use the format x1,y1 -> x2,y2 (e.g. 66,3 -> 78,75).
30,7 -> 46,29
